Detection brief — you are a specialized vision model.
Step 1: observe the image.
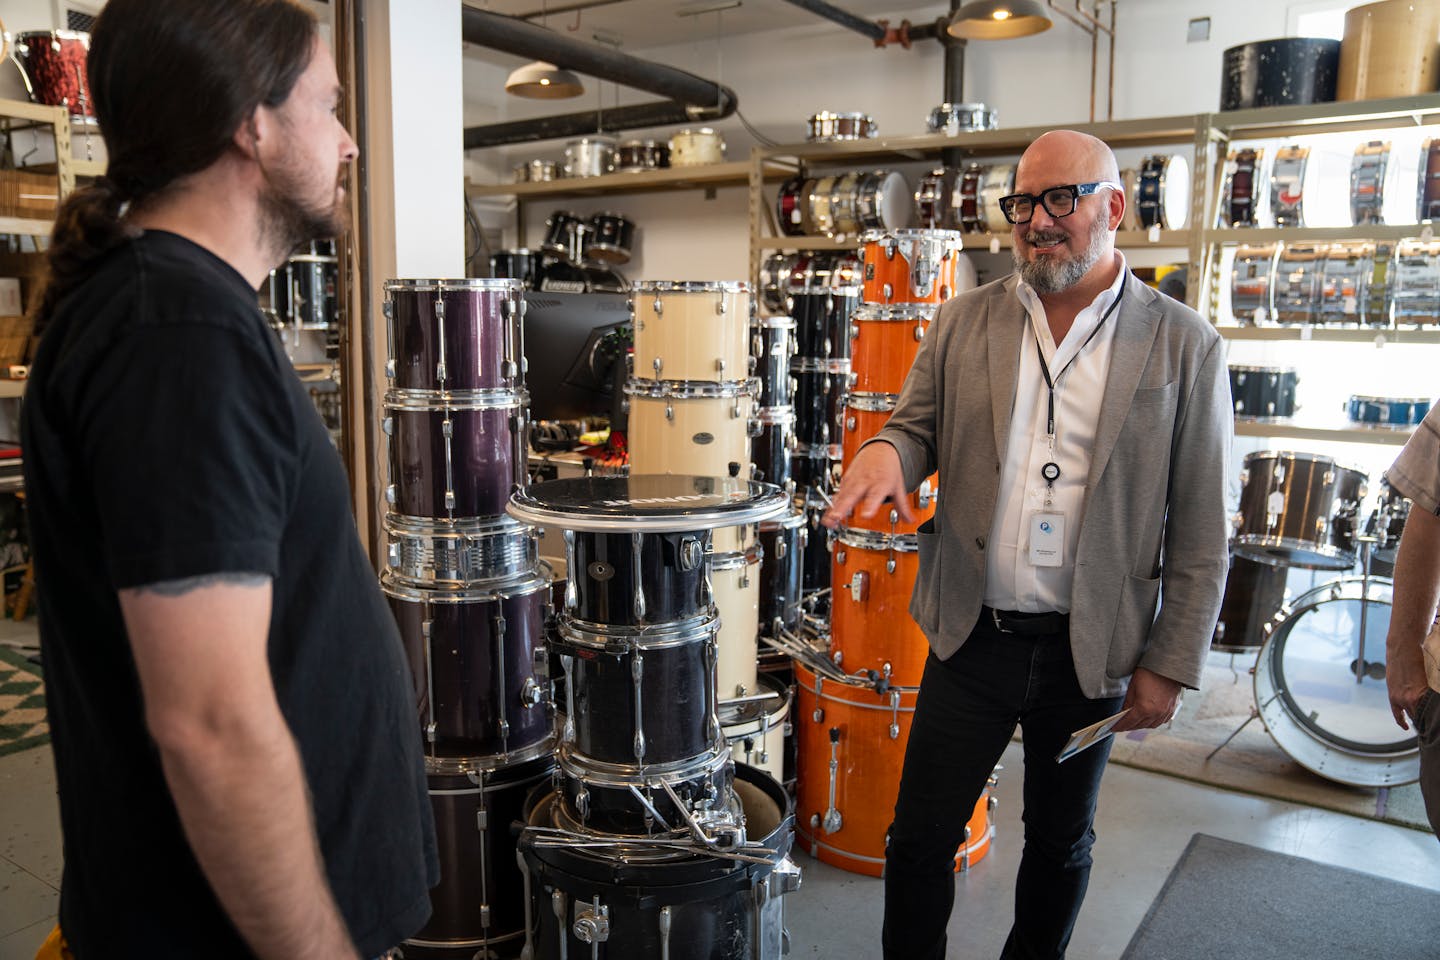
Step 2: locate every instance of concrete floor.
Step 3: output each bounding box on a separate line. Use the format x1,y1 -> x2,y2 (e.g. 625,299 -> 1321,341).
2,599 -> 1437,960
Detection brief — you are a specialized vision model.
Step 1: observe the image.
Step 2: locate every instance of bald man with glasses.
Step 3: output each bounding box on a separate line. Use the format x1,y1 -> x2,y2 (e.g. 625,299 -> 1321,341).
825,130 -> 1231,959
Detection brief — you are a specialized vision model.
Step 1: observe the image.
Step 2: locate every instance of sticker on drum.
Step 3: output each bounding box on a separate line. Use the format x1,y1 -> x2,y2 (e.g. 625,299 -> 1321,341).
849,302 -> 938,397
384,392 -> 529,521
385,278 -> 526,393
856,170 -> 913,232
381,569 -> 554,764
861,229 -> 965,305
794,665 -> 995,876
1232,450 -> 1368,570
1255,577 -> 1419,787
979,163 -> 1016,234
712,544 -> 762,701
520,762 -> 799,959
631,280 -> 752,383
412,756 -> 554,955
624,380 -> 756,478
722,673 -> 792,783
1135,153 -> 1190,230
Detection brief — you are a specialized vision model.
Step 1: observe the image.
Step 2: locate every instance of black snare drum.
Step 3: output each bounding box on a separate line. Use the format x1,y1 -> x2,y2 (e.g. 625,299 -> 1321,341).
759,508 -> 806,638
1229,365 -> 1297,421
616,138 -> 670,172
914,167 -> 960,230
751,316 -> 796,408
542,211 -> 586,257
490,248 -> 540,289
585,212 -> 636,264
751,407 -> 796,489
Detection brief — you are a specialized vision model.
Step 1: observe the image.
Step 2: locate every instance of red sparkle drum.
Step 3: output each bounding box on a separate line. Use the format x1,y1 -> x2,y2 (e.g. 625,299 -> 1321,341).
956,163 -> 985,233
776,176 -> 816,237
839,398 -> 937,537
794,665 -> 994,877
914,167 -> 961,229
861,229 -> 964,306
829,528 -> 931,684
848,302 -> 937,396
13,31 -> 92,116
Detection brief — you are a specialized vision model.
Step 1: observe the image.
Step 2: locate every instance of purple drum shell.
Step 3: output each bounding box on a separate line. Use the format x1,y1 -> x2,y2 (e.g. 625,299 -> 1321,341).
387,281 -> 524,392
386,401 -> 527,520
412,757 -> 554,953
384,573 -> 552,760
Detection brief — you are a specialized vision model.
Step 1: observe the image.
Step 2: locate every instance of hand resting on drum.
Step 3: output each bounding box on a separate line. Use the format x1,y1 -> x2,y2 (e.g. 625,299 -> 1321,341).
823,441 -> 915,529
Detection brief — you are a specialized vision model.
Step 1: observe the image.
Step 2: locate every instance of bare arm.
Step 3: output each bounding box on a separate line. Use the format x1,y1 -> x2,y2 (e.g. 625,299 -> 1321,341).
120,574 -> 360,960
1386,508 -> 1440,730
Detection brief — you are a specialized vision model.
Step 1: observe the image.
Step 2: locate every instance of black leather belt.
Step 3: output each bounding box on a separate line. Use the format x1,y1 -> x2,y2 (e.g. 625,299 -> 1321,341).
984,606 -> 1069,637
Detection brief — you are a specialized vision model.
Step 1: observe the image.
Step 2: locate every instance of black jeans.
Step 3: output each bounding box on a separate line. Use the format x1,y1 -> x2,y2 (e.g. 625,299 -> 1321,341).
882,616 -> 1125,960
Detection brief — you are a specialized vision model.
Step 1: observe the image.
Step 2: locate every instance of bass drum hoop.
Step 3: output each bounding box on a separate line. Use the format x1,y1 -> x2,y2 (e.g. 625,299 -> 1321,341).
1254,576 -> 1420,787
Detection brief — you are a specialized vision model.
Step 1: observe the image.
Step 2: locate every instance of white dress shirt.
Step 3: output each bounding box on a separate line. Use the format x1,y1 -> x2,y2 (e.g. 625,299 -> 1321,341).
983,253 -> 1128,614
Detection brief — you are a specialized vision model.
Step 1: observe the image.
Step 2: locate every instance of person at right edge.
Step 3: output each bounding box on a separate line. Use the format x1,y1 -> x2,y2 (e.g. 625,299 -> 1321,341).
22,1 -> 436,957
824,130 -> 1231,959
1382,409 -> 1440,841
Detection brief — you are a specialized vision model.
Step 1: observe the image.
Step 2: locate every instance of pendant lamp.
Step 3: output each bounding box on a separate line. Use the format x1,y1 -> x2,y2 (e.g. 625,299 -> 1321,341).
946,0 -> 1054,40
505,60 -> 584,99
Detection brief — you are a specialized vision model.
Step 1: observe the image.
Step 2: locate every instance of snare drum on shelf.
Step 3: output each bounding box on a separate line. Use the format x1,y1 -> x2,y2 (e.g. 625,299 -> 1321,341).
979,164 -> 1016,234
809,175 -> 841,236
1350,140 -> 1390,225
615,138 -> 669,172
1420,138 -> 1440,222
513,159 -> 559,183
840,397 -> 937,537
1231,244 -> 1278,322
1273,244 -> 1326,324
848,303 -> 937,396
1135,154 -> 1190,230
624,380 -> 757,478
775,176 -> 811,237
562,136 -> 616,178
1270,145 -> 1309,227
830,171 -> 864,236
670,126 -> 725,166
1228,365 -> 1297,421
955,163 -> 985,234
807,111 -> 877,142
1233,450 -> 1368,570
861,229 -> 964,305
794,665 -> 995,877
1319,242 -> 1374,323
631,280 -> 752,383
914,167 -> 961,229
926,101 -> 998,135
1220,148 -> 1264,227
856,170 -> 912,232
1346,395 -> 1431,428
1392,239 -> 1440,324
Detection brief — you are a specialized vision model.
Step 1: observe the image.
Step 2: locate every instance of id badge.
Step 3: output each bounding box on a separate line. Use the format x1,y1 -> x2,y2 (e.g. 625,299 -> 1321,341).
1028,511 -> 1066,568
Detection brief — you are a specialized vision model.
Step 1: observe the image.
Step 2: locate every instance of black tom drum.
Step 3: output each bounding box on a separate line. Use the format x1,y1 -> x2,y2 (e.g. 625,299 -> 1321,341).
1228,365 -> 1298,421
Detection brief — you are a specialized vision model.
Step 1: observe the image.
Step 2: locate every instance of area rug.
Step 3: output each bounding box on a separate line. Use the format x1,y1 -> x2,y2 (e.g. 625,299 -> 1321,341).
1120,834 -> 1440,960
0,643 -> 46,756
1106,653 -> 1430,831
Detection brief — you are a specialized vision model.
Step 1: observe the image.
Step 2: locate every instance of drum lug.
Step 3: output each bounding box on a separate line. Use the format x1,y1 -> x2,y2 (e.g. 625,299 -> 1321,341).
382,300 -> 393,320
823,726 -> 843,834
385,483 -> 397,505
574,786 -> 590,820
384,358 -> 395,379
665,400 -> 674,421
717,356 -> 727,377
502,359 -> 519,379
836,548 -> 846,564
573,897 -> 610,950
521,677 -> 543,708
381,416 -> 392,436
883,281 -> 894,301
679,536 -> 704,571
850,322 -> 859,340
653,295 -> 664,317
914,322 -> 926,341
658,905 -> 673,960
889,689 -> 902,739
918,478 -> 935,508
832,650 -> 843,667
849,571 -> 869,602
886,552 -> 897,575
653,355 -> 664,379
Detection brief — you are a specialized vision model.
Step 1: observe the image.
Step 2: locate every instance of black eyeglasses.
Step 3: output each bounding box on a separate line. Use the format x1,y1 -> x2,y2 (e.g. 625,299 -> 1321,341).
997,181 -> 1123,225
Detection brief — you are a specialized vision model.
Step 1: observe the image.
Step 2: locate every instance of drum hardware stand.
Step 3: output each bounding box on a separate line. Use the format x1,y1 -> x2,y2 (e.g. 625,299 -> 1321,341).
1206,706 -> 1260,762
1355,534 -> 1380,686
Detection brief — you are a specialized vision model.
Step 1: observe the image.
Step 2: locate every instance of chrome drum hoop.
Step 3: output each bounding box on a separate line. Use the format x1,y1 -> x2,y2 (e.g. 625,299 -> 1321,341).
622,378 -> 758,400
836,527 -> 919,553
846,392 -> 900,413
555,736 -> 732,787
384,515 -> 539,584
555,612 -> 720,650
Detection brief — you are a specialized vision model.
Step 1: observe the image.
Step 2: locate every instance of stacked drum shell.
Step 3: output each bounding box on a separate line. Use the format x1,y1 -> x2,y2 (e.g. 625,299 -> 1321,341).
622,280 -> 794,780
794,228 -> 998,878
379,278 -> 555,958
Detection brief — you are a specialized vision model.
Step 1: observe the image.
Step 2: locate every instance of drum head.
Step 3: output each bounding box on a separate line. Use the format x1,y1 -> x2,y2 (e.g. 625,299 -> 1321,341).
875,172 -> 913,231
1254,577 -> 1419,787
1161,155 -> 1191,230
509,475 -> 788,532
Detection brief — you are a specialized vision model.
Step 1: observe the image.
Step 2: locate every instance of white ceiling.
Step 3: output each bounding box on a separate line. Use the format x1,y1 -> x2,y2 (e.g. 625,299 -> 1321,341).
462,0 -> 950,64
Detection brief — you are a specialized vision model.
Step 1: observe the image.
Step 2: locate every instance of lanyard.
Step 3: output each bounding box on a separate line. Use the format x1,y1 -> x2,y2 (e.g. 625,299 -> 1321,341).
1033,279 -> 1126,491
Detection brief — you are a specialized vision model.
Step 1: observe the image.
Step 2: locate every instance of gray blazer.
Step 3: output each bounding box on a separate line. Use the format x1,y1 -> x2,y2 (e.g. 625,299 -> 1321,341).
871,272 -> 1231,699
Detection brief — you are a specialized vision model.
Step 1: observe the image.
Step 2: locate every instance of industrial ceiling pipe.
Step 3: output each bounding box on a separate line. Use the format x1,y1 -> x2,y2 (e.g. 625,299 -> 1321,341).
777,0 -> 887,42
461,5 -> 737,148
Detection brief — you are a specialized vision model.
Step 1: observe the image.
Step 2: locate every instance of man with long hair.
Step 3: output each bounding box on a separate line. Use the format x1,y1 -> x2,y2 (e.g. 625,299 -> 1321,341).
22,2 -> 437,956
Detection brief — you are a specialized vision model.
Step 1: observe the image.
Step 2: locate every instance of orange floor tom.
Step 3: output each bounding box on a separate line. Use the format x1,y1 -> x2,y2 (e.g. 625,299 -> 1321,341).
862,229 -> 965,305
830,528 -> 930,686
839,396 -> 937,537
848,302 -> 937,396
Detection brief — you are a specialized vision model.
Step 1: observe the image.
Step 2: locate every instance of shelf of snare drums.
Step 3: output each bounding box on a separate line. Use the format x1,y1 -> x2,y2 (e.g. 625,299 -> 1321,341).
1232,420 -> 1416,446
1205,225 -> 1426,244
758,230 -> 1188,251
1217,324 -> 1440,344
466,161 -> 789,199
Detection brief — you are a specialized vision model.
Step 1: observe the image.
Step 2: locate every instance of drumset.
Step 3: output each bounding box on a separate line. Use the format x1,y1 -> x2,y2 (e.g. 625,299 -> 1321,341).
491,209 -> 634,295
1217,449 -> 1422,788
755,229 -> 997,876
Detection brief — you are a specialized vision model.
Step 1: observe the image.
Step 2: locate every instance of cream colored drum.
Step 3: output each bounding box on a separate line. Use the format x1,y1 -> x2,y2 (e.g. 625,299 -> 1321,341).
1338,0 -> 1440,101
979,163 -> 1016,233
624,380 -> 756,477
809,175 -> 840,236
711,543 -> 762,702
669,126 -> 726,166
631,280 -> 752,383
722,673 -> 792,783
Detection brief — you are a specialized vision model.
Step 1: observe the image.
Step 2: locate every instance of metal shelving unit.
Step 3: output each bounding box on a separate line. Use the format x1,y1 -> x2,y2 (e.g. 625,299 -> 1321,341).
466,160 -> 789,201
1233,420 -> 1414,446
1219,325 -> 1440,344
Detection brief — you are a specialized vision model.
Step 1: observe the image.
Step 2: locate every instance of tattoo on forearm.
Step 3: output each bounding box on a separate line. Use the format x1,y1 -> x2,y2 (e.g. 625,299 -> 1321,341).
134,572 -> 272,596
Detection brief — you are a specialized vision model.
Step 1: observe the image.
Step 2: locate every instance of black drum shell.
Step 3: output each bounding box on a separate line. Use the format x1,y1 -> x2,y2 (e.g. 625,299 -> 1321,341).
800,505 -> 832,596
752,323 -> 795,408
550,623 -> 718,767
1228,366 -> 1298,420
386,581 -> 551,760
567,529 -> 711,625
491,249 -> 539,289
542,212 -> 585,256
554,749 -> 732,836
1213,555 -> 1289,653
411,757 -> 554,953
758,516 -> 806,636
585,213 -> 637,265
792,367 -> 846,452
387,404 -> 527,520
1221,38 -> 1340,111
790,291 -> 857,361
751,415 -> 795,489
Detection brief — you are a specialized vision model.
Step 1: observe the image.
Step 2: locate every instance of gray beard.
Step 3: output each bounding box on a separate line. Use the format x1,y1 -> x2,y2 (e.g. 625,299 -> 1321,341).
1013,210 -> 1110,294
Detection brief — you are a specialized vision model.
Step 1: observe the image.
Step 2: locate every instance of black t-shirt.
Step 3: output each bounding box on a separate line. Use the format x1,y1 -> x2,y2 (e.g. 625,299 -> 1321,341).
21,231 -> 438,958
